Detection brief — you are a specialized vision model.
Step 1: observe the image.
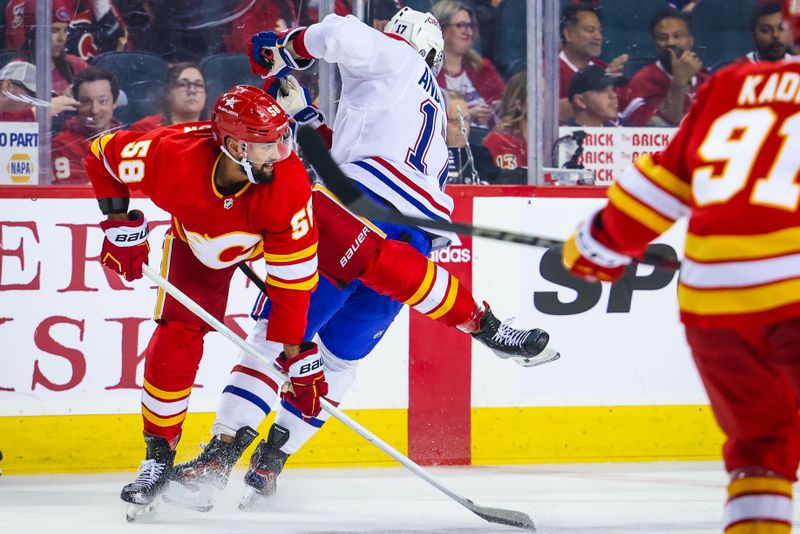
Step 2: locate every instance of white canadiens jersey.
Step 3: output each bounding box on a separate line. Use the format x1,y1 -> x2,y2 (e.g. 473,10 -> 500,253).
303,14 -> 456,245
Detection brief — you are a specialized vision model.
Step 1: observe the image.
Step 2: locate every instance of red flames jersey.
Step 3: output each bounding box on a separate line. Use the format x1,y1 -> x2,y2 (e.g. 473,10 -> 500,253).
84,122 -> 318,344
598,59 -> 800,328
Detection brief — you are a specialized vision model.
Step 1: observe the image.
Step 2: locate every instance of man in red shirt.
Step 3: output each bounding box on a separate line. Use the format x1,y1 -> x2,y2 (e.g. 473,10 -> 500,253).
52,65 -> 122,184
734,1 -> 793,64
619,7 -> 708,126
563,56 -> 800,532
0,61 -> 78,121
558,3 -> 628,124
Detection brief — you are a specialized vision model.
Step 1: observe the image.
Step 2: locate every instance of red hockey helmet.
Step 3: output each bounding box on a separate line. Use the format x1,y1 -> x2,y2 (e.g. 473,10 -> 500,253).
211,85 -> 290,146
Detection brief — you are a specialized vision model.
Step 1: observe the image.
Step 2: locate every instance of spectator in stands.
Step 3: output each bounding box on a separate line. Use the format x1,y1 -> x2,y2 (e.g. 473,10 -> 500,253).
5,0 -> 130,62
129,62 -> 207,132
558,3 -> 628,125
568,65 -> 621,127
0,61 -> 78,121
51,2 -> 89,96
619,8 -> 708,127
52,66 -> 121,184
735,2 -> 792,64
483,72 -> 527,172
370,0 -> 401,30
433,0 -> 505,128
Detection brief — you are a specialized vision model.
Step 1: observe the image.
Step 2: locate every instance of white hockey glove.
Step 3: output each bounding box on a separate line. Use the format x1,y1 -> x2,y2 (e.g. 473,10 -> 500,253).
277,75 -> 325,129
248,28 -> 315,79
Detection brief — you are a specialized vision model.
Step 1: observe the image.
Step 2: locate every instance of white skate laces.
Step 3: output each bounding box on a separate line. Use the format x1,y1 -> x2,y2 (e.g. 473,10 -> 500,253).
135,459 -> 166,487
491,318 -> 531,349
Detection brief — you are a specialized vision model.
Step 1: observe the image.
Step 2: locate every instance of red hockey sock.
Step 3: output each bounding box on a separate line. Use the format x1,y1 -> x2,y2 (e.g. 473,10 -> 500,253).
358,240 -> 481,332
141,320 -> 206,448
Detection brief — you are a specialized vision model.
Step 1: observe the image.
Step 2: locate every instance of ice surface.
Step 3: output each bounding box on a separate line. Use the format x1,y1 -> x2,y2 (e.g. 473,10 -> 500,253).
0,461 -> 771,534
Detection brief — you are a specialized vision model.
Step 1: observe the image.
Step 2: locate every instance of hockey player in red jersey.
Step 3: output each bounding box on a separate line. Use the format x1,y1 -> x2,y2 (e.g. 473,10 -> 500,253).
168,9 -> 562,512
85,84 -> 326,519
563,54 -> 800,532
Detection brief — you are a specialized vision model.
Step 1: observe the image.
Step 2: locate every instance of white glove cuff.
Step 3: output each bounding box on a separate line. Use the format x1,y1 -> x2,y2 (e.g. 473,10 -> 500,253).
575,211 -> 631,269
104,215 -> 149,248
281,27 -> 316,71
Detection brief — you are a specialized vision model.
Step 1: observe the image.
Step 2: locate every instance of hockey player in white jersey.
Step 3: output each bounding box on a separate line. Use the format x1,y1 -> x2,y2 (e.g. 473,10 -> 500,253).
167,8 -> 560,512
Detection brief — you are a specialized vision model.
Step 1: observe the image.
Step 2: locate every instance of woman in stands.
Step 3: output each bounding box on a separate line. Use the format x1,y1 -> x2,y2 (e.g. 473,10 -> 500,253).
482,72 -> 527,183
433,0 -> 505,128
129,62 -> 207,131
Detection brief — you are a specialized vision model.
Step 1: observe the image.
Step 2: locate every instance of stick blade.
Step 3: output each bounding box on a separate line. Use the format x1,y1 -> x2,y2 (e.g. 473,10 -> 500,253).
468,502 -> 536,531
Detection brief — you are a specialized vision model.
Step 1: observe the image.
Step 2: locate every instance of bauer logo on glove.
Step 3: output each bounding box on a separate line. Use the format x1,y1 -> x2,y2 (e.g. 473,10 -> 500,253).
276,341 -> 329,418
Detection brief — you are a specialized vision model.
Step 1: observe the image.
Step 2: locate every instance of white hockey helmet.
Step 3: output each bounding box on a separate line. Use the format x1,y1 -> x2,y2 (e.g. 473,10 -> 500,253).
384,7 -> 445,76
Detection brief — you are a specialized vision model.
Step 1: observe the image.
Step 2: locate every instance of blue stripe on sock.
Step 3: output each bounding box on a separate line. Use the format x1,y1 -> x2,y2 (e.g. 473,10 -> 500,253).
280,399 -> 325,428
223,385 -> 272,416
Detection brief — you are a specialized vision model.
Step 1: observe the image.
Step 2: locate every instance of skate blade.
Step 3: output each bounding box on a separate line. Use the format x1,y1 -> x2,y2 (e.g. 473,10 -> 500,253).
239,486 -> 270,511
516,347 -> 561,368
161,480 -> 214,512
125,501 -> 160,522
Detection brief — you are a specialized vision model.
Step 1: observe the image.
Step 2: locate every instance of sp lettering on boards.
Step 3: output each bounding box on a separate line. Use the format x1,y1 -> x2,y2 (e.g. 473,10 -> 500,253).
534,244 -> 679,315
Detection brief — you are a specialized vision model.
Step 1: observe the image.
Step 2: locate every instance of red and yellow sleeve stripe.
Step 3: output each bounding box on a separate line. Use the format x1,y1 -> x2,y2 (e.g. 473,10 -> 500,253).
264,243 -> 319,291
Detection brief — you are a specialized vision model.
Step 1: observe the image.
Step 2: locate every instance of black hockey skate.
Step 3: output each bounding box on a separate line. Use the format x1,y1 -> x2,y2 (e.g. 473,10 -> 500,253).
473,304 -> 560,367
239,424 -> 291,510
121,434 -> 175,522
165,426 -> 259,512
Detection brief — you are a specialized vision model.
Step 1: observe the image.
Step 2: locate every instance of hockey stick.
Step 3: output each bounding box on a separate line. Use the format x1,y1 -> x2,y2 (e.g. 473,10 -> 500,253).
238,263 -> 269,294
296,126 -> 682,271
141,264 -> 536,531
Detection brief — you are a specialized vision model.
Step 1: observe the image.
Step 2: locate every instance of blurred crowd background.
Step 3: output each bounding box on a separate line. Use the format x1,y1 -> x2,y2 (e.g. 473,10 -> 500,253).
0,0 -> 792,185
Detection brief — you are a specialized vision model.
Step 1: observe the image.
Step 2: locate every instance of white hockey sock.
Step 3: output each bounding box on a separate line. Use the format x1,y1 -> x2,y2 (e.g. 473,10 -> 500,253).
274,340 -> 358,454
212,319 -> 283,437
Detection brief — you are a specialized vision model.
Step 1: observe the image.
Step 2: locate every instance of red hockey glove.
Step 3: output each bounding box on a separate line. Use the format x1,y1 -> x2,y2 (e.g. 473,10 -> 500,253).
99,210 -> 150,282
561,211 -> 630,283
248,27 -> 314,79
277,342 -> 328,417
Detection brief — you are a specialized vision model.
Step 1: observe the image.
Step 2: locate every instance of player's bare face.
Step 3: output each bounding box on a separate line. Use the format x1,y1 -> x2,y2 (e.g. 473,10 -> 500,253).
245,133 -> 293,182
77,80 -> 115,132
654,18 -> 694,69
754,13 -> 788,61
444,10 -> 475,56
565,12 -> 603,60
51,23 -> 68,58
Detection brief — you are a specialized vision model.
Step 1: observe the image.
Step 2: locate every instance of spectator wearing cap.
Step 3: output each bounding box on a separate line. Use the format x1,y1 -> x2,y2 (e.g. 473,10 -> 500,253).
558,3 -> 628,124
0,61 -> 78,121
735,2 -> 793,64
618,8 -> 708,127
568,65 -> 621,127
5,0 -> 130,62
129,62 -> 207,132
52,66 -> 121,184
52,1 -> 90,95
434,0 -> 505,128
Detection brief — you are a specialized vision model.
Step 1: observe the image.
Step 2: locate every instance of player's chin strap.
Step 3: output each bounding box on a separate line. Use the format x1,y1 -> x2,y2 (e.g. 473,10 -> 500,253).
220,143 -> 258,184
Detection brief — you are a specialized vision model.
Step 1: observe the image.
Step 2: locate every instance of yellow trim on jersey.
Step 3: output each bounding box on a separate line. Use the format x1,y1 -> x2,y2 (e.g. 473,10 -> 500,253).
89,133 -> 116,159
726,522 -> 791,534
427,277 -> 459,320
678,278 -> 800,315
635,154 -> 691,203
728,477 -> 793,498
266,272 -> 319,291
313,184 -> 387,238
141,404 -> 187,428
685,226 -> 800,262
172,218 -> 188,242
608,183 -> 674,234
404,260 -> 436,307
210,154 -> 252,199
153,234 -> 173,321
142,379 -> 192,401
263,243 -> 318,263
